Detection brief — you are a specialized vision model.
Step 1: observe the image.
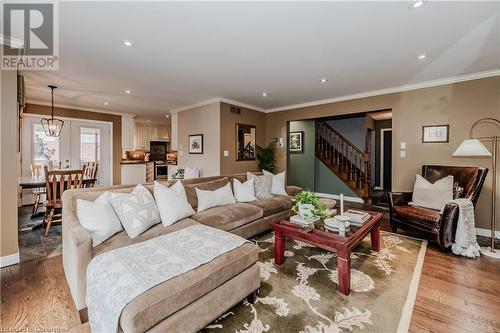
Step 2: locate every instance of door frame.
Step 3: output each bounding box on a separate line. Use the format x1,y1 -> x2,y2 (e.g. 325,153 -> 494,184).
21,114 -> 113,186
379,128 -> 392,190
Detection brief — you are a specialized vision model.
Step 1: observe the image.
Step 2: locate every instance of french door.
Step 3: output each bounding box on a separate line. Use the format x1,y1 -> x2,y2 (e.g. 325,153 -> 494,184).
22,115 -> 112,187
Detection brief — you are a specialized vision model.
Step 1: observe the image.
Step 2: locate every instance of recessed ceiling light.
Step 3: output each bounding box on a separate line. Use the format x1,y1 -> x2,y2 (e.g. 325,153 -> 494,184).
410,0 -> 424,9
417,54 -> 427,60
320,78 -> 328,83
123,40 -> 133,47
104,102 -> 109,105
262,92 -> 268,97
125,89 -> 131,94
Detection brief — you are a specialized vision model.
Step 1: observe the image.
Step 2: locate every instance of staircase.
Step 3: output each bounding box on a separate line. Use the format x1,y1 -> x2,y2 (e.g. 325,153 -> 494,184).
316,121 -> 371,202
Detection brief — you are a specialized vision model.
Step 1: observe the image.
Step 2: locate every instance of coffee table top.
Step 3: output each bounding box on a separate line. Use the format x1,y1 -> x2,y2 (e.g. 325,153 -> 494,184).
271,210 -> 383,253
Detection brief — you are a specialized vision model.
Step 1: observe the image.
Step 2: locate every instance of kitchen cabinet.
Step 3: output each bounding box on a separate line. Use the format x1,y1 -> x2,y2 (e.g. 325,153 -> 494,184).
121,164 -> 146,185
122,116 -> 135,151
134,124 -> 171,150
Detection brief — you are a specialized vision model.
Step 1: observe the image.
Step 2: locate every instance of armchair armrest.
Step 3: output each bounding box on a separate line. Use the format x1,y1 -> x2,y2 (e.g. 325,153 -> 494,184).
438,202 -> 460,250
388,192 -> 412,207
285,185 -> 302,197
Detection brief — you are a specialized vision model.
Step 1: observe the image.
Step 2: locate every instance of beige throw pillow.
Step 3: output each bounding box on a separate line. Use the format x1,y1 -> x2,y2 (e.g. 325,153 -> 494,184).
410,174 -> 454,211
247,172 -> 273,199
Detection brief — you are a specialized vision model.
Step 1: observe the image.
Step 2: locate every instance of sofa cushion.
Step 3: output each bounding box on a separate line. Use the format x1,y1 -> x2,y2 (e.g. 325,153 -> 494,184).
184,177 -> 230,209
248,195 -> 292,217
93,218 -> 199,256
119,242 -> 259,333
191,203 -> 263,231
393,205 -> 441,226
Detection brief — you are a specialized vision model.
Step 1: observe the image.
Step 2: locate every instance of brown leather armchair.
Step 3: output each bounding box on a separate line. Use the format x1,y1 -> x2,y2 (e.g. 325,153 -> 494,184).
389,165 -> 488,251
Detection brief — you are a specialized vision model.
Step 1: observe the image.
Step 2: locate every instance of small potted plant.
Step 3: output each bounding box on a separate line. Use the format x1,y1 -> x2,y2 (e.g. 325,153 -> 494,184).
291,190 -> 329,221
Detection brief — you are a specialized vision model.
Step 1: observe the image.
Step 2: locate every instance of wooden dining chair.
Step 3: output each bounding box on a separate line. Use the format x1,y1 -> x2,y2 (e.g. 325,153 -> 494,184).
30,163 -> 46,215
83,162 -> 99,187
43,165 -> 87,236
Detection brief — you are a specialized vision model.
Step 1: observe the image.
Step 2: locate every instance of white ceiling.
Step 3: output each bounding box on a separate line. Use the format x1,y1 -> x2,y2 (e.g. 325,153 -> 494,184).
23,1 -> 500,117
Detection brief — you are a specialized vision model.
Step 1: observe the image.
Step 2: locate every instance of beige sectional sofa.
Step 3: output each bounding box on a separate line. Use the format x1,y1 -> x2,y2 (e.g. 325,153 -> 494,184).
62,173 -> 301,333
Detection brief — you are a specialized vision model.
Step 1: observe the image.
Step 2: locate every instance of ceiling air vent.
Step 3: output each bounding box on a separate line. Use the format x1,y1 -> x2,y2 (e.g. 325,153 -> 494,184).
230,106 -> 241,115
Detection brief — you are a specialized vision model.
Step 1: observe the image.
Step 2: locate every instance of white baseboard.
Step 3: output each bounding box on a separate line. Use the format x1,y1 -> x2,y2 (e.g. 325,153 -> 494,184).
315,192 -> 364,204
476,227 -> 500,239
0,252 -> 20,268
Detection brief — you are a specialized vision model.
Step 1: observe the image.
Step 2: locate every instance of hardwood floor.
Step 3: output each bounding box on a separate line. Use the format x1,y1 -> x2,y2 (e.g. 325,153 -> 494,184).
2,213 -> 499,332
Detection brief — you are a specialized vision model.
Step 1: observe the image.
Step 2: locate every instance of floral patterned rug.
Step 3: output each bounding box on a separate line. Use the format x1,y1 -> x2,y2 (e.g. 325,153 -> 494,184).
202,231 -> 427,333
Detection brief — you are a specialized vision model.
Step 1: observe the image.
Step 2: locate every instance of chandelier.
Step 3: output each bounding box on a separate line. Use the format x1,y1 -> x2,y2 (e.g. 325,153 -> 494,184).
41,85 -> 64,137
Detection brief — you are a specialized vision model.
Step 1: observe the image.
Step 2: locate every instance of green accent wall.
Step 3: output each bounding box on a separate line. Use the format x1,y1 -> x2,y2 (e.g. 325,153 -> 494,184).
314,158 -> 358,197
287,120 -> 315,190
287,120 -> 361,199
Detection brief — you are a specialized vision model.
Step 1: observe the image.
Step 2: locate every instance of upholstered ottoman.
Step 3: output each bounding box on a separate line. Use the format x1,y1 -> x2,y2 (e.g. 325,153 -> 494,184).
118,242 -> 259,333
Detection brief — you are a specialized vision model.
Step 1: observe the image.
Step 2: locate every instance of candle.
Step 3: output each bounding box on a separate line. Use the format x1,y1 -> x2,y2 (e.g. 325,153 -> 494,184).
340,193 -> 344,215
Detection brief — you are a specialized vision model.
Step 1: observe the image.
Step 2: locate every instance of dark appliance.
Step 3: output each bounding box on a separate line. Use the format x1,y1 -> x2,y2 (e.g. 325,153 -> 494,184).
154,161 -> 168,180
149,141 -> 168,161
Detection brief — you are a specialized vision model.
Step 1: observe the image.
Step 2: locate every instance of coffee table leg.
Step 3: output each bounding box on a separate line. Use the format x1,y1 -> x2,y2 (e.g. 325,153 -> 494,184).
337,255 -> 351,295
274,230 -> 285,265
371,224 -> 381,252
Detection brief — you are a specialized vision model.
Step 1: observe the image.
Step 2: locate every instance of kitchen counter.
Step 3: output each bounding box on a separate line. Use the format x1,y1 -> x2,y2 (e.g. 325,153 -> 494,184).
121,160 -> 149,165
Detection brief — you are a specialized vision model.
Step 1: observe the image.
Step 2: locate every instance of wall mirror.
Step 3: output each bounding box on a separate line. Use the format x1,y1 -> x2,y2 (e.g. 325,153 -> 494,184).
236,124 -> 256,160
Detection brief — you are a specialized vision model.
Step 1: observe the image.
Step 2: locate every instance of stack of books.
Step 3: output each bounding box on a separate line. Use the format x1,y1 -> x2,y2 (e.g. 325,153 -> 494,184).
290,214 -> 320,225
343,210 -> 371,226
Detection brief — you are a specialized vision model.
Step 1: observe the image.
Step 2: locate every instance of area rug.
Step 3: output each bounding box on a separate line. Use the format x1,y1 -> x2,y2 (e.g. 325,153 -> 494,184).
202,231 -> 427,333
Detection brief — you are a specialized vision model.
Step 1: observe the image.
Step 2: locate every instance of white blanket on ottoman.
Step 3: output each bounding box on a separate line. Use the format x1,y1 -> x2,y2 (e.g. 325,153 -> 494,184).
86,224 -> 247,333
450,198 -> 480,258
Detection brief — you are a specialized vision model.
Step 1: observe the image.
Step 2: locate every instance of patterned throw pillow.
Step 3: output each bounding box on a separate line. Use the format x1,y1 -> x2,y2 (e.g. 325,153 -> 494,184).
110,184 -> 161,238
247,172 -> 273,199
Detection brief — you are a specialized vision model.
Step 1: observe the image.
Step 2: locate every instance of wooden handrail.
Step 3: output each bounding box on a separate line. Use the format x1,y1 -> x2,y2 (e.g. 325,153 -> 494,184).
319,121 -> 364,155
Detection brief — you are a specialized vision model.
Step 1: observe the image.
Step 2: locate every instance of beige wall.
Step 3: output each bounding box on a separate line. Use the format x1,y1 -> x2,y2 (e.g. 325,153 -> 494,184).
265,76 -> 500,231
177,102 -> 221,177
1,70 -> 20,261
220,102 -> 267,175
24,103 -> 122,185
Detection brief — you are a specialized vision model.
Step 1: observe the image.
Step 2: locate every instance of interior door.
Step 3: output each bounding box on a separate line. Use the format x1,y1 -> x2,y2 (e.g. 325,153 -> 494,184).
70,120 -> 111,186
382,130 -> 392,190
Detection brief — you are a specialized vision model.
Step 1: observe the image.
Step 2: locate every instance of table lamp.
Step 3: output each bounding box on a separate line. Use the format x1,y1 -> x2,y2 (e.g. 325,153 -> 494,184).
453,117 -> 499,259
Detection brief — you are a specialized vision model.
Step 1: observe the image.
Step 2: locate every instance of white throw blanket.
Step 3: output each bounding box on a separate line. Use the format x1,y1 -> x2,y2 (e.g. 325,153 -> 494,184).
86,224 -> 247,333
450,198 -> 480,258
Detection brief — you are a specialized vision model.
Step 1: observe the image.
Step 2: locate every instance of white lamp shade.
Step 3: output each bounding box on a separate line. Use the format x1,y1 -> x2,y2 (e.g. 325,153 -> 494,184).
453,139 -> 492,157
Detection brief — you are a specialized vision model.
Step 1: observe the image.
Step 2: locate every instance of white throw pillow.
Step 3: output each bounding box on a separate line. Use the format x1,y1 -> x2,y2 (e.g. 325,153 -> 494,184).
196,182 -> 236,212
110,184 -> 161,238
76,192 -> 124,247
263,170 -> 288,196
154,181 -> 195,227
247,172 -> 273,199
410,174 -> 454,211
184,166 -> 200,179
233,178 -> 257,202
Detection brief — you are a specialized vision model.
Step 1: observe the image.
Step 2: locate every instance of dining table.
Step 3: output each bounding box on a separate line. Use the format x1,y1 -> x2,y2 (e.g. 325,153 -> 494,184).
18,175 -> 97,231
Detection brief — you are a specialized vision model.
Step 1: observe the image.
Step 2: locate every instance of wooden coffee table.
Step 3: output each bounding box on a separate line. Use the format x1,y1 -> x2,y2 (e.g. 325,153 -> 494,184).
271,211 -> 383,295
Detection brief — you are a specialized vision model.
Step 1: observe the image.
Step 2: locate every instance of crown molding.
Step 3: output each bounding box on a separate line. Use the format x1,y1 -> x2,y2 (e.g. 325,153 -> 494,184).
167,69 -> 499,115
0,34 -> 25,48
25,100 -> 136,118
265,69 -> 500,113
168,97 -> 265,114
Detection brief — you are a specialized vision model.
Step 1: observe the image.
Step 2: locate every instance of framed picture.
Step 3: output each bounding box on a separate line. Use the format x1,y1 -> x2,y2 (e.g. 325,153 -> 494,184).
289,131 -> 304,153
188,134 -> 203,154
422,125 -> 449,143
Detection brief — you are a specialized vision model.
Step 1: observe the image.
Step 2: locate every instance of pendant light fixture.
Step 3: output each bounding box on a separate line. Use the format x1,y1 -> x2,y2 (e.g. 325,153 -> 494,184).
41,85 -> 64,137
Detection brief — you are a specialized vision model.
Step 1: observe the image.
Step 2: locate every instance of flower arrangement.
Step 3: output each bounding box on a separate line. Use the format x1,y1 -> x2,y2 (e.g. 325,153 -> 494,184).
291,191 -> 329,220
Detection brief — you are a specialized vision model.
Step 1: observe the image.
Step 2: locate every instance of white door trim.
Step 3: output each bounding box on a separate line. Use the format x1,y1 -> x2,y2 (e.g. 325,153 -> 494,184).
380,128 -> 392,190
22,114 -> 114,186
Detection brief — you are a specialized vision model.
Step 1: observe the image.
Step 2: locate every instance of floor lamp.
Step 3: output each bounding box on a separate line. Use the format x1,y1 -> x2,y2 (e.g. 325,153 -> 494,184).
453,117 -> 499,259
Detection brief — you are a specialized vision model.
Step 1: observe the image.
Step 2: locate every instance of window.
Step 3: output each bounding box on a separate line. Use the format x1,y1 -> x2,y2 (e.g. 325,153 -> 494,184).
80,127 -> 101,166
32,123 -> 60,167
